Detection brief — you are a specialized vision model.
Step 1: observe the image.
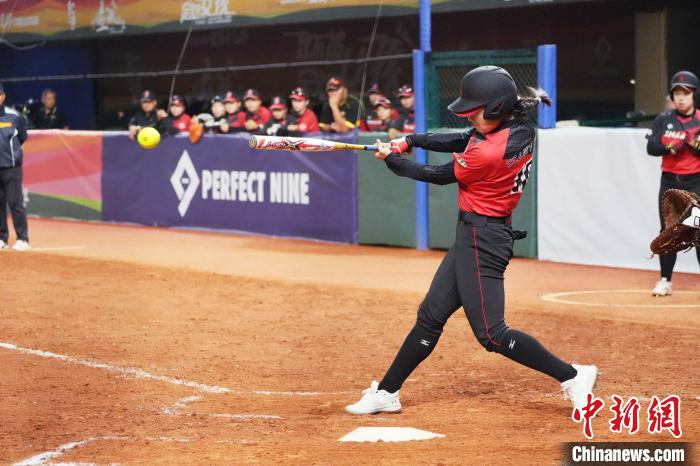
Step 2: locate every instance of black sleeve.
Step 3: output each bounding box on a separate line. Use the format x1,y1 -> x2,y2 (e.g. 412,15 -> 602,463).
407,131 -> 472,153
384,153 -> 457,185
388,116 -> 405,131
160,118 -> 178,136
646,113 -> 668,156
319,104 -> 332,125
16,114 -> 28,144
56,110 -> 69,129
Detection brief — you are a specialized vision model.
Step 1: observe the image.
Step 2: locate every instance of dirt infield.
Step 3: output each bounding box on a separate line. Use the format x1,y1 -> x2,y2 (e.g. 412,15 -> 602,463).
1,219 -> 698,464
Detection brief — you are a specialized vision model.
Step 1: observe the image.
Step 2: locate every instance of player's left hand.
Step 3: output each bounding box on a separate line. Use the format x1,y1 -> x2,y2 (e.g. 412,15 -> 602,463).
374,139 -> 392,160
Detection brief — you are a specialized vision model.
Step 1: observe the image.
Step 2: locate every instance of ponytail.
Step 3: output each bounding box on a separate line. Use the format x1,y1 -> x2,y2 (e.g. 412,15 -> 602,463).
513,87 -> 552,117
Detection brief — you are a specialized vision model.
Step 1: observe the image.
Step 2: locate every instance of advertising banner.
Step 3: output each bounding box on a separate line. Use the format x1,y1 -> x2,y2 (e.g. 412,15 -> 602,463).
101,133 -> 358,243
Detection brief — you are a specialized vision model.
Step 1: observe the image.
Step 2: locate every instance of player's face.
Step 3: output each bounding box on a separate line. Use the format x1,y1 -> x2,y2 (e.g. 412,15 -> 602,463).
369,93 -> 383,105
170,105 -> 184,117
245,98 -> 261,113
211,102 -> 225,117
141,100 -> 156,113
376,106 -> 392,120
291,99 -> 307,113
672,87 -> 694,114
272,108 -> 287,121
224,102 -> 240,114
42,92 -> 56,110
467,108 -> 501,134
400,96 -> 414,110
0,93 -> 5,106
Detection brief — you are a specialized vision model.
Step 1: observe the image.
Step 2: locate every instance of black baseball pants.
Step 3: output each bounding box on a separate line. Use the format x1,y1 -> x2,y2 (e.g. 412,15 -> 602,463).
657,172 -> 700,280
378,213 -> 576,393
0,166 -> 29,243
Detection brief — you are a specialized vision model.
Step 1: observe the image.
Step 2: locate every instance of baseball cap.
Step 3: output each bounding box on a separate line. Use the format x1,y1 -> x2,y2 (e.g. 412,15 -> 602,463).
398,84 -> 414,98
224,91 -> 240,103
169,95 -> 185,107
210,95 -> 224,104
140,90 -> 157,102
269,96 -> 287,111
373,97 -> 393,109
367,83 -> 384,96
289,87 -> 309,101
670,71 -> 699,92
326,77 -> 345,91
243,88 -> 261,101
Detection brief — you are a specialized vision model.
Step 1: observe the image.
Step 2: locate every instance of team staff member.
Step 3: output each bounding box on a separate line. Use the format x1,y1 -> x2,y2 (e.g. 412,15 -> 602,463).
32,89 -> 69,129
0,83 -> 30,251
237,89 -> 271,132
160,95 -> 191,135
646,70 -> 700,296
319,77 -> 363,133
286,87 -> 319,135
259,96 -> 290,136
388,84 -> 415,139
128,90 -> 163,140
361,98 -> 394,132
345,67 -> 598,416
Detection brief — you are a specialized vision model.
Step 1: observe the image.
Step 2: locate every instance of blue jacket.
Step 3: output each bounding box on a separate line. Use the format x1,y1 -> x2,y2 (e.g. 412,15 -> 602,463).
0,105 -> 28,168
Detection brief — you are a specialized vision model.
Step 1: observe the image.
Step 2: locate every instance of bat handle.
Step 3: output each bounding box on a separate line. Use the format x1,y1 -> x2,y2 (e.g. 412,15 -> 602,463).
365,145 -> 378,151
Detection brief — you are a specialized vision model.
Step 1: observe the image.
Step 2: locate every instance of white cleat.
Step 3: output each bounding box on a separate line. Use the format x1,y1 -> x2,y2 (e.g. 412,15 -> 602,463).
561,364 -> 599,410
0,240 -> 8,250
12,240 -> 31,252
345,380 -> 401,415
652,278 -> 672,297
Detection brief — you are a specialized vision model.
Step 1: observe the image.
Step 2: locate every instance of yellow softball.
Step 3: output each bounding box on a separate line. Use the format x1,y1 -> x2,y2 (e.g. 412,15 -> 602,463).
137,127 -> 161,150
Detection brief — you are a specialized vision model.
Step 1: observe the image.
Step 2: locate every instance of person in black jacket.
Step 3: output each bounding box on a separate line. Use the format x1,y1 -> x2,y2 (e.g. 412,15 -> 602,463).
32,89 -> 69,130
0,83 -> 30,251
128,90 -> 163,140
646,70 -> 700,296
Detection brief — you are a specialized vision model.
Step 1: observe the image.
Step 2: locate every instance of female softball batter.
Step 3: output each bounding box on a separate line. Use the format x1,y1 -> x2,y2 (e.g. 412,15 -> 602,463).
346,66 -> 598,415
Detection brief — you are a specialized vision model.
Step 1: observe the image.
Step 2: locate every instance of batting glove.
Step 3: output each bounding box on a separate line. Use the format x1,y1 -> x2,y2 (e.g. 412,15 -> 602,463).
666,139 -> 685,154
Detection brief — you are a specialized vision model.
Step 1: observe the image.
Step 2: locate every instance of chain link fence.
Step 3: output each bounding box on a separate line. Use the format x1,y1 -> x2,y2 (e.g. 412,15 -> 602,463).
426,49 -> 537,129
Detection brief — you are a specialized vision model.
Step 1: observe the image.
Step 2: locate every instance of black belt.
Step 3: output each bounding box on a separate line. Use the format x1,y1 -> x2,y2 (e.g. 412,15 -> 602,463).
458,211 -> 510,226
662,171 -> 700,183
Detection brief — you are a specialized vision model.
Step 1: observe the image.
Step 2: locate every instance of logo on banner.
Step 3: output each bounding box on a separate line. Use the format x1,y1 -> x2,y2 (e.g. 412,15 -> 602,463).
170,150 -> 200,217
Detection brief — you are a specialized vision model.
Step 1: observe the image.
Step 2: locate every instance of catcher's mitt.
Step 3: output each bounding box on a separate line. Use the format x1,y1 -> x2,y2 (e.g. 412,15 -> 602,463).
650,189 -> 700,254
189,121 -> 204,144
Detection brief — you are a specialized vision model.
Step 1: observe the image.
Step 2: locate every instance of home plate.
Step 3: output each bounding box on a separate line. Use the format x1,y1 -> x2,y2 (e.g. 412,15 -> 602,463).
339,427 -> 445,443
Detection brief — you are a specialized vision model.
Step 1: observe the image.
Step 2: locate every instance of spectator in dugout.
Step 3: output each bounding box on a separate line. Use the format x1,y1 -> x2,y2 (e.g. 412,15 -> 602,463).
238,89 -> 272,132
160,95 -> 191,135
32,89 -> 69,130
319,77 -> 363,133
206,95 -> 230,134
259,96 -> 289,136
128,90 -> 163,140
362,97 -> 395,132
366,83 -> 399,121
388,84 -> 416,139
287,87 -> 319,134
224,91 -> 243,130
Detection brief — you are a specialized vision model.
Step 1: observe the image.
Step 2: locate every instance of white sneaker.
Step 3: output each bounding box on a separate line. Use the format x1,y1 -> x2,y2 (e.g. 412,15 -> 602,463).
0,240 -> 8,250
345,380 -> 401,415
12,240 -> 31,252
652,278 -> 672,297
561,364 -> 599,410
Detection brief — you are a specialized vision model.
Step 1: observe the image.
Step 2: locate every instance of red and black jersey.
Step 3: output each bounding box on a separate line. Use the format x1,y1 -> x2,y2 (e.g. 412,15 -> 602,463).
388,111 -> 415,134
236,107 -> 272,128
287,108 -> 320,134
227,110 -> 242,126
170,114 -> 191,132
384,119 -> 536,217
259,117 -> 289,136
647,109 -> 700,175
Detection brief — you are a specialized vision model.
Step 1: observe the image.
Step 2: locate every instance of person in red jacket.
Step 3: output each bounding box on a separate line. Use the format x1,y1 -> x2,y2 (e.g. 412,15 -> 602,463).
646,70 -> 700,296
361,98 -> 394,132
287,87 -> 319,134
223,91 -> 243,130
160,95 -> 191,135
388,84 -> 415,139
345,66 -> 598,417
237,89 -> 271,133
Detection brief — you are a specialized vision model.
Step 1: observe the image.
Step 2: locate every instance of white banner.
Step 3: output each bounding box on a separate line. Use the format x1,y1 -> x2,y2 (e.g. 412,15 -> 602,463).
537,127 -> 698,274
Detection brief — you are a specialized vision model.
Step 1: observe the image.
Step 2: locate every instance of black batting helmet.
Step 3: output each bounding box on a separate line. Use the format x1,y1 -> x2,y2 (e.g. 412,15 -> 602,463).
448,66 -> 518,120
670,71 -> 699,93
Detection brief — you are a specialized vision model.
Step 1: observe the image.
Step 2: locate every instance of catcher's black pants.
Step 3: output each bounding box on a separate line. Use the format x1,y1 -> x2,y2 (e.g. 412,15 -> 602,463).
0,166 -> 29,243
658,171 -> 700,280
379,213 -> 576,394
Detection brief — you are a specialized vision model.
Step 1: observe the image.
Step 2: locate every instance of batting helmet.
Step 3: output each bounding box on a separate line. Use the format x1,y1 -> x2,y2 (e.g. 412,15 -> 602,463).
448,66 -> 518,120
670,71 -> 699,92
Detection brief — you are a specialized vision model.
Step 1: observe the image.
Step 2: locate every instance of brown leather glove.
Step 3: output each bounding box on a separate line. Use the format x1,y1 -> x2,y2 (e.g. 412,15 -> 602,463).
650,189 -> 700,254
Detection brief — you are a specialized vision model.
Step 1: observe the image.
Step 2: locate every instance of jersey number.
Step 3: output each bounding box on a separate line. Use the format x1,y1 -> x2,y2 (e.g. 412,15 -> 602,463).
511,160 -> 533,194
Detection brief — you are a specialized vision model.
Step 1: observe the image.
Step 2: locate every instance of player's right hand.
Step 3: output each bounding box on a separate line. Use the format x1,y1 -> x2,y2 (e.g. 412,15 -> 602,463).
374,139 -> 392,160
666,139 -> 684,154
390,137 -> 411,154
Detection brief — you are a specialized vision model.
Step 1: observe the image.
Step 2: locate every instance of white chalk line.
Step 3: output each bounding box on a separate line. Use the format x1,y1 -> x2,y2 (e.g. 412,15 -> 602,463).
0,341 -> 352,396
541,289 -> 700,308
160,395 -> 202,415
13,436 -> 252,465
209,413 -> 283,420
30,246 -> 87,252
